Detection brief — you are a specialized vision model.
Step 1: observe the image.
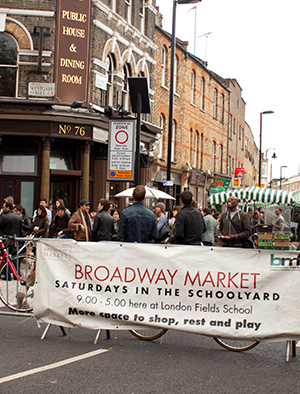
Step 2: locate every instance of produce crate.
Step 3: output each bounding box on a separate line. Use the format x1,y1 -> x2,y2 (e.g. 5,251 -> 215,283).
257,232 -> 273,240
273,239 -> 290,247
257,239 -> 274,248
273,231 -> 290,240
257,224 -> 273,233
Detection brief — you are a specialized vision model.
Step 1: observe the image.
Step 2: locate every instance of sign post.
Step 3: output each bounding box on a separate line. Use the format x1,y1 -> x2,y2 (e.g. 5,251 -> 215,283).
107,119 -> 136,182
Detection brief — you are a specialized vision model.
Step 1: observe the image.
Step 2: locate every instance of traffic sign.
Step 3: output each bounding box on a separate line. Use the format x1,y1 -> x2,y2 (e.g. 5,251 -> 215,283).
107,119 -> 136,181
163,180 -> 174,186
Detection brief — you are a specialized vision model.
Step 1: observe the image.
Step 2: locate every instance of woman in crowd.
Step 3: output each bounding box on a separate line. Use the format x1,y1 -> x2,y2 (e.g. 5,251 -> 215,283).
31,205 -> 49,238
111,208 -> 121,241
14,204 -> 31,237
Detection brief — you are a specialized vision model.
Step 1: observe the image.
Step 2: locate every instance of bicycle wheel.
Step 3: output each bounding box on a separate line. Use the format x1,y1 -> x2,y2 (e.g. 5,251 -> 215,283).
0,254 -> 36,312
213,336 -> 260,352
129,327 -> 168,341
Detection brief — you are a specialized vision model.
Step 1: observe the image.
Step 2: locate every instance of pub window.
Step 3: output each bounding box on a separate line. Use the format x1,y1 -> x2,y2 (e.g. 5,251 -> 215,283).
2,149 -> 35,173
0,33 -> 18,97
50,151 -> 73,171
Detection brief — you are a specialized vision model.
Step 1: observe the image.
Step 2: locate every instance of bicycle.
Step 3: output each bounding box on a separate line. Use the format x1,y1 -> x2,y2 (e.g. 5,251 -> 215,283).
0,238 -> 36,312
129,326 -> 260,352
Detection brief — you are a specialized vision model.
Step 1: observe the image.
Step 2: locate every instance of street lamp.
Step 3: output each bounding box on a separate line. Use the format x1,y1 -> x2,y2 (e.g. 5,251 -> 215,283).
166,0 -> 202,211
280,165 -> 287,190
259,111 -> 274,188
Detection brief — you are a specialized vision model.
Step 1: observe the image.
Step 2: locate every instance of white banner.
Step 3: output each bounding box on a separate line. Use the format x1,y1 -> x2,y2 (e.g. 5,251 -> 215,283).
34,240 -> 300,340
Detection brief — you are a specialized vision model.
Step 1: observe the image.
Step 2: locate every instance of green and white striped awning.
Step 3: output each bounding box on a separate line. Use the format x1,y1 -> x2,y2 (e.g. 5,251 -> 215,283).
292,189 -> 300,204
208,186 -> 296,206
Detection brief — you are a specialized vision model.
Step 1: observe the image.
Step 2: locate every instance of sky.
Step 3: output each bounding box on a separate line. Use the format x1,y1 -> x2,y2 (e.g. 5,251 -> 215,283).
155,0 -> 299,181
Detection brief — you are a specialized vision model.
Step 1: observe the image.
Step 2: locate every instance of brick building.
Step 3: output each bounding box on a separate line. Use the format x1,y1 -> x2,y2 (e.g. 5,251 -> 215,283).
152,25 -> 230,207
0,0 -> 159,214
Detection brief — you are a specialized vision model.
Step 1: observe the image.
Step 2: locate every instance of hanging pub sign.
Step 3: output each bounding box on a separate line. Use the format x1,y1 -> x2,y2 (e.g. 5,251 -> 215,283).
107,119 -> 136,181
55,0 -> 91,105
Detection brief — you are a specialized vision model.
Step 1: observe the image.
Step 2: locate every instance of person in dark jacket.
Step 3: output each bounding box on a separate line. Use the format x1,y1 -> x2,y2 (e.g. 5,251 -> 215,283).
91,199 -> 114,241
219,196 -> 252,247
31,205 -> 49,238
14,204 -> 31,237
52,206 -> 73,238
111,208 -> 121,241
0,202 -> 22,239
175,190 -> 206,245
117,185 -> 157,243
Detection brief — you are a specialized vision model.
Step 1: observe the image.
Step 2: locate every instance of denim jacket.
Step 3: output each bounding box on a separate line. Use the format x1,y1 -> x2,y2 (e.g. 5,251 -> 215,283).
117,202 -> 157,243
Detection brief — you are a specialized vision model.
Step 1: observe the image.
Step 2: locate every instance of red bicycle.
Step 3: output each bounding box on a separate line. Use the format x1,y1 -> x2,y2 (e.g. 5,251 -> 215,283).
0,239 -> 36,312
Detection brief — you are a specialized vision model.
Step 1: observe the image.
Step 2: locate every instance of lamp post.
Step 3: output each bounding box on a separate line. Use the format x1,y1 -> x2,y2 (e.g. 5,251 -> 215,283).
280,165 -> 287,190
166,0 -> 202,212
259,111 -> 274,188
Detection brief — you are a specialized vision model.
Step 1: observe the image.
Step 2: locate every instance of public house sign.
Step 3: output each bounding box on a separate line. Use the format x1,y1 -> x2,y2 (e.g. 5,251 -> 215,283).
55,0 -> 91,105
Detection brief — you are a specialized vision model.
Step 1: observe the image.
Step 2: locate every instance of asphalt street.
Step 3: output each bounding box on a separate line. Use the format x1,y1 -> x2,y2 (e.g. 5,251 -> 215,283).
0,313 -> 299,394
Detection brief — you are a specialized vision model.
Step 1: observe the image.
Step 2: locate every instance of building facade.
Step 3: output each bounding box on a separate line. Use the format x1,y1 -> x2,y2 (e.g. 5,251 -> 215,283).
0,0 -> 159,215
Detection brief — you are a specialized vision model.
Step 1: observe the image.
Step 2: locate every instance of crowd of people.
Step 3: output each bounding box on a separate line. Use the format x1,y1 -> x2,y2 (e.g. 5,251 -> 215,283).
0,186 -> 295,248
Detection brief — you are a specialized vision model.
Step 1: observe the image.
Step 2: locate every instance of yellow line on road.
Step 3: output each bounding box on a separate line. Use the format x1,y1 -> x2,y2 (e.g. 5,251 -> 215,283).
0,348 -> 109,384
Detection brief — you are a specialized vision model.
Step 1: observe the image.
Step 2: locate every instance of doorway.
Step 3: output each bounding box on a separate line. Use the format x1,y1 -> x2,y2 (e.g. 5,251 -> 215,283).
50,180 -> 76,213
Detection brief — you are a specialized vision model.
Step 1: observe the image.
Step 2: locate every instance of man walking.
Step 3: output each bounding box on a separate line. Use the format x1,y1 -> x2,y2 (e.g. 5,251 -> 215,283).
202,208 -> 218,246
175,190 -> 205,245
68,199 -> 92,241
271,207 -> 285,230
117,185 -> 157,243
91,199 -> 114,241
219,196 -> 252,247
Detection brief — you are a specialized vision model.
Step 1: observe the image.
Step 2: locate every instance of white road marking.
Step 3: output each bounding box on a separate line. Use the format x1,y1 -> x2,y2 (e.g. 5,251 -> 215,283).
0,348 -> 109,384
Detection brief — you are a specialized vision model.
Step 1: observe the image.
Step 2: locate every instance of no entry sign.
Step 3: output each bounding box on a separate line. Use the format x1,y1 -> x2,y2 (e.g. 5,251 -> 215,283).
108,119 -> 136,181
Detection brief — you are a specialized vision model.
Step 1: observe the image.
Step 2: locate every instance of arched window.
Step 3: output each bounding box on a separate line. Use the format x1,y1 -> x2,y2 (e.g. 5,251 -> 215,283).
213,89 -> 218,119
161,46 -> 167,87
191,70 -> 195,104
158,114 -> 164,158
193,131 -> 199,168
200,77 -> 205,111
171,120 -> 176,162
0,33 -> 18,97
106,54 -> 114,107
